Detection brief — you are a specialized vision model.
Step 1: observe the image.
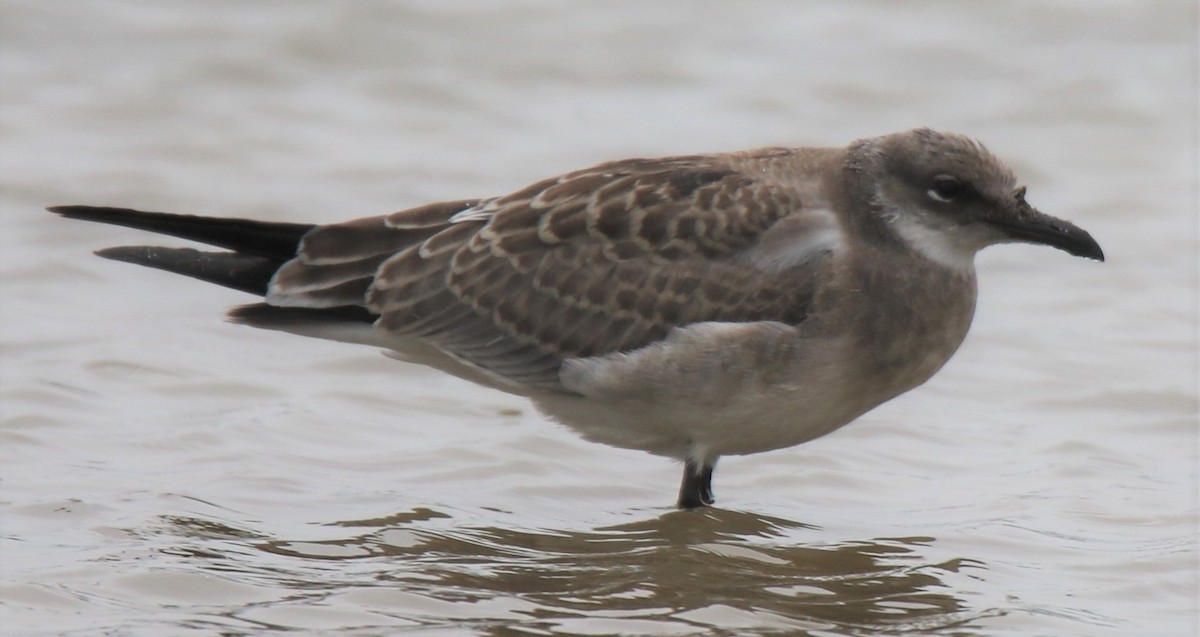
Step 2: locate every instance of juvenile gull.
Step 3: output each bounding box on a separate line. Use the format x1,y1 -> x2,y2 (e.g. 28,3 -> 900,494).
48,128 -> 1104,509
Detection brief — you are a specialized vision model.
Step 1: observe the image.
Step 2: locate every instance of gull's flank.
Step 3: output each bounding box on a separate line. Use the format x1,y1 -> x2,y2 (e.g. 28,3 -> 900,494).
48,128 -> 1104,509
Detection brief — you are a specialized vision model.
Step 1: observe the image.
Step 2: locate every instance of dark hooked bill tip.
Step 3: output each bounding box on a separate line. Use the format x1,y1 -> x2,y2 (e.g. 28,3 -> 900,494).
994,211 -> 1105,262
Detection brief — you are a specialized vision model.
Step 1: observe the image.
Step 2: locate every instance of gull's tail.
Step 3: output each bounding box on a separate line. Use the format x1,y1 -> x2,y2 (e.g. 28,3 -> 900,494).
46,205 -> 315,296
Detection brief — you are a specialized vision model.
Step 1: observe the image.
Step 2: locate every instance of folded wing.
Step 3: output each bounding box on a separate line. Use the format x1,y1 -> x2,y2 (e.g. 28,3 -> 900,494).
268,155 -> 822,389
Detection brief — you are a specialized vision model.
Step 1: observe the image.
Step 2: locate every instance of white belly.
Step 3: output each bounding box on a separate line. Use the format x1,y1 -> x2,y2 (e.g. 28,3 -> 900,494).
531,321 -> 873,460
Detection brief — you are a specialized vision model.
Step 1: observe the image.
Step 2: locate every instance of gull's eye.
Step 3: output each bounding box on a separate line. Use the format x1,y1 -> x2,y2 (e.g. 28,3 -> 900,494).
927,176 -> 963,203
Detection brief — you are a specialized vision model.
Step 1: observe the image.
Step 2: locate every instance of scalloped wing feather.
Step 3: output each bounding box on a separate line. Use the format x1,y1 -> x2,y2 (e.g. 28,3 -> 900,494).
266,154 -> 826,391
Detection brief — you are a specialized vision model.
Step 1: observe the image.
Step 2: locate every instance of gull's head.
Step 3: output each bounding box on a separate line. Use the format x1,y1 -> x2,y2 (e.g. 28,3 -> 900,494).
867,128 -> 1105,269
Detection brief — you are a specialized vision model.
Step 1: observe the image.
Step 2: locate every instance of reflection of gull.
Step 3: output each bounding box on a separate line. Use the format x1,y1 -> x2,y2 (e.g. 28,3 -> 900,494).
168,507 -> 990,633
49,128 -> 1103,508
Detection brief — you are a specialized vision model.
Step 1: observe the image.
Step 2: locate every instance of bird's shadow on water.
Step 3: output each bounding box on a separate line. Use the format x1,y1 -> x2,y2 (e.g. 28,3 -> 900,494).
150,506 -> 1000,636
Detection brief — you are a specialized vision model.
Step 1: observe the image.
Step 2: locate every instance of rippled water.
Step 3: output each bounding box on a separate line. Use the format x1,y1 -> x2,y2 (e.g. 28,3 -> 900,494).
2,1 -> 1197,635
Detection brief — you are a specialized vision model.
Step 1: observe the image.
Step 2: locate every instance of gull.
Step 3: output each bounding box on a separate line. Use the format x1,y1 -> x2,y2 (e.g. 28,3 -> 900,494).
48,128 -> 1104,509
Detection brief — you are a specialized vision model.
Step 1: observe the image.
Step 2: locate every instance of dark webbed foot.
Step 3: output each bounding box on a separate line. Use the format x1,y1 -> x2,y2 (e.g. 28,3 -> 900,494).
677,458 -> 716,509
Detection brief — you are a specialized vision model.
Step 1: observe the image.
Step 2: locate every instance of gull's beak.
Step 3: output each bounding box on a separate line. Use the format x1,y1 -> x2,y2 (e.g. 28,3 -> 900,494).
990,188 -> 1105,262
992,208 -> 1105,262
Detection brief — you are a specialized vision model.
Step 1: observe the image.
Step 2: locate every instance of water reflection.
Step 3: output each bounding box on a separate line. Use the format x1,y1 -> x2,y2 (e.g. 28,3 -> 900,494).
155,508 -> 996,635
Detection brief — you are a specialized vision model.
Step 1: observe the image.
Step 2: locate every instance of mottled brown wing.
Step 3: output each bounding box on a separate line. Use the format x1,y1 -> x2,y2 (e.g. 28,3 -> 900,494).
267,199 -> 481,308
366,154 -> 819,389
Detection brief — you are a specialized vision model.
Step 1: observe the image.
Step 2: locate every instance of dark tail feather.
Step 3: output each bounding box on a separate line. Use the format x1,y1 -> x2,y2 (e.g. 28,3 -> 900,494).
96,246 -> 280,296
228,302 -> 378,325
227,303 -> 380,346
47,205 -> 314,259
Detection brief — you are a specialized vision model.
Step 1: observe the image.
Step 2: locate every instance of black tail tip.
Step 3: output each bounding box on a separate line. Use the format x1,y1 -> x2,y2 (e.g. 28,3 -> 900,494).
93,245 -> 158,264
47,205 -> 133,221
48,205 -> 94,213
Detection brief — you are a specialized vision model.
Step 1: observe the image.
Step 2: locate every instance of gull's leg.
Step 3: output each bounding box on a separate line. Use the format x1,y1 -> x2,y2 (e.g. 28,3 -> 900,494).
677,457 -> 717,509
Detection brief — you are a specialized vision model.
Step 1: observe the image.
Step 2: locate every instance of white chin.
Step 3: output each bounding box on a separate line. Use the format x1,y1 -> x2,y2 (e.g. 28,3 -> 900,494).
891,216 -> 981,271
